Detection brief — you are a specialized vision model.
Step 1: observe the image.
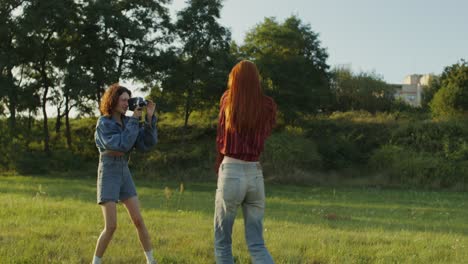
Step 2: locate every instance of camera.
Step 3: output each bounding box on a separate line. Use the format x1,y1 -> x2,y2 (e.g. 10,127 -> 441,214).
128,97 -> 147,111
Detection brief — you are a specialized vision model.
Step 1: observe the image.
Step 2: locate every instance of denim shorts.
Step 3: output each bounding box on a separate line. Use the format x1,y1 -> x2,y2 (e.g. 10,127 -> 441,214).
96,155 -> 137,204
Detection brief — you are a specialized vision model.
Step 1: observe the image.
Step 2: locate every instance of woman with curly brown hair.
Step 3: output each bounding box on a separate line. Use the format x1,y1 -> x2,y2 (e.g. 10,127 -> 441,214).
91,83 -> 158,264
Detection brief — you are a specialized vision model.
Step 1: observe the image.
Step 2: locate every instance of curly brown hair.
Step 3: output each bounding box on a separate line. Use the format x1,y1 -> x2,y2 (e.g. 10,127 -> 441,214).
99,83 -> 132,116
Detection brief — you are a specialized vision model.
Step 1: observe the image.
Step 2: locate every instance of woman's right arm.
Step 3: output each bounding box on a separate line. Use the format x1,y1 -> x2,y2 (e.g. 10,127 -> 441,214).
95,117 -> 140,152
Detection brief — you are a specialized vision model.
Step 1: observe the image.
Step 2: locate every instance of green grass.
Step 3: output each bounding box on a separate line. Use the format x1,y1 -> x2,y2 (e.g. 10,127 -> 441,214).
0,174 -> 467,264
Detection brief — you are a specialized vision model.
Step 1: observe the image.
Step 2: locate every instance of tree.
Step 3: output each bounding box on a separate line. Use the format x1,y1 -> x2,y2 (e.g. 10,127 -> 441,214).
430,60 -> 468,118
242,16 -> 331,123
80,0 -> 172,107
421,75 -> 441,109
331,66 -> 396,112
0,0 -> 25,135
160,0 -> 233,127
16,0 -> 80,153
1,0 -> 173,153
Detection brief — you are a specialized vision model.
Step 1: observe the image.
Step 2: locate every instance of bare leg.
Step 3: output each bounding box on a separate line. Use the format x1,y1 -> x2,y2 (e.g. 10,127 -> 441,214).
94,202 -> 117,257
122,196 -> 153,251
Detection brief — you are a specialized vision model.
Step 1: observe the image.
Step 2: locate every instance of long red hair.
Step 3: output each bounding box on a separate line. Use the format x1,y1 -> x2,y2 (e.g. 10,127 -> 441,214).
225,60 -> 269,133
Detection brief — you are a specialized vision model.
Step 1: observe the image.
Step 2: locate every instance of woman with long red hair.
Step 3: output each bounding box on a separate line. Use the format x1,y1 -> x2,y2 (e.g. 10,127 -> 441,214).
214,60 -> 276,263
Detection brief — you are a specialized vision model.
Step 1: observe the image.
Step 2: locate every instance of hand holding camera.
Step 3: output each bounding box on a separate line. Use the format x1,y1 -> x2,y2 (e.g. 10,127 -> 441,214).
128,97 -> 156,120
146,100 -> 156,119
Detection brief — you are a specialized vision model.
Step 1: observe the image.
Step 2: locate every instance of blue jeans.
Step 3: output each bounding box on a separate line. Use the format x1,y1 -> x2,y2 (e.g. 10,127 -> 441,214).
214,162 -> 274,264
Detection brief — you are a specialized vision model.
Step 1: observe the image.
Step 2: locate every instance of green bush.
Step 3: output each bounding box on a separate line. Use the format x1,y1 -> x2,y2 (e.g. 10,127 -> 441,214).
3,111 -> 468,189
262,129 -> 322,180
14,149 -> 88,174
303,117 -> 393,170
369,145 -> 467,188
328,110 -> 396,123
429,60 -> 468,118
389,120 -> 468,153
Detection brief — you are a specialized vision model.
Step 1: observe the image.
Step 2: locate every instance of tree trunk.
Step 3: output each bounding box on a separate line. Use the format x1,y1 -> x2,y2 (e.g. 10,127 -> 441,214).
184,74 -> 194,128
7,66 -> 17,136
116,38 -> 127,82
184,57 -> 196,128
26,110 -> 33,149
65,94 -> 72,149
40,65 -> 50,154
42,94 -> 50,153
55,104 -> 62,134
5,34 -> 17,135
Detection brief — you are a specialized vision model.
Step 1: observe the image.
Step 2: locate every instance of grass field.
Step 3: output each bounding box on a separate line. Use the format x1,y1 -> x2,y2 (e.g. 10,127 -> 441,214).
0,174 -> 467,264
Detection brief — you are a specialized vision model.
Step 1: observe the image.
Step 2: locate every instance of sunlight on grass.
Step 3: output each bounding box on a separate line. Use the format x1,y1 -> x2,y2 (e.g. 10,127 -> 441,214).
0,175 -> 467,263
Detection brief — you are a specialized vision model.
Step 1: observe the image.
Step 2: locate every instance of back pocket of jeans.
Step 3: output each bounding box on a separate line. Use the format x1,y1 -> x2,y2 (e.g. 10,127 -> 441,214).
218,177 -> 240,202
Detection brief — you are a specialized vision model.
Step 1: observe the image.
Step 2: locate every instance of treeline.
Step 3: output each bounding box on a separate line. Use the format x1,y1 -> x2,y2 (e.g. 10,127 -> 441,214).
0,0 -> 397,153
2,111 -> 467,190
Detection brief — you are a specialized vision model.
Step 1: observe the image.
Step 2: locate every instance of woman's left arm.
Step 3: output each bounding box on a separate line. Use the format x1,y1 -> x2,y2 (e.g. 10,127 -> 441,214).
135,100 -> 158,152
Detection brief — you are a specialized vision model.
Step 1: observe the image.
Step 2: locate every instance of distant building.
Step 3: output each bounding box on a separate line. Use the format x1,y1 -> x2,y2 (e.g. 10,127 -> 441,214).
394,74 -> 433,107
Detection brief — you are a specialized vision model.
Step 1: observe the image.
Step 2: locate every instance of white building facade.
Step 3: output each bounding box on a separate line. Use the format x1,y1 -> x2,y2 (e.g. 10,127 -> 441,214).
394,74 -> 433,107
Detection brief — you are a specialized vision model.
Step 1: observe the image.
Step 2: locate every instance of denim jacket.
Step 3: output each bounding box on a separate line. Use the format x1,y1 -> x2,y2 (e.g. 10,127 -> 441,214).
95,115 -> 158,153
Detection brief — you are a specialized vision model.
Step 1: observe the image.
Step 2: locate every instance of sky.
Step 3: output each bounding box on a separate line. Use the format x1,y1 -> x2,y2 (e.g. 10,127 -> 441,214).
171,0 -> 468,84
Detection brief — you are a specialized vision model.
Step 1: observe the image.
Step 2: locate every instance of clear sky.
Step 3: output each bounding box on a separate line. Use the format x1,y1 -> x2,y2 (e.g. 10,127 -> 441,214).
171,0 -> 468,84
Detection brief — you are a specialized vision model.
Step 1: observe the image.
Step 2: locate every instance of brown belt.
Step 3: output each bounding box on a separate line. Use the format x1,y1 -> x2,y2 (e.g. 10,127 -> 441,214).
101,150 -> 125,157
